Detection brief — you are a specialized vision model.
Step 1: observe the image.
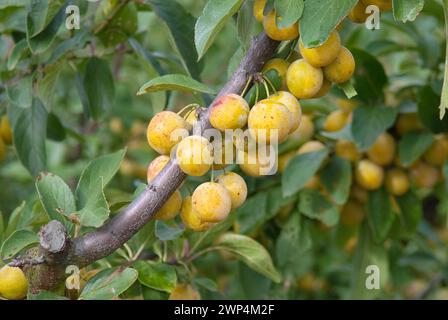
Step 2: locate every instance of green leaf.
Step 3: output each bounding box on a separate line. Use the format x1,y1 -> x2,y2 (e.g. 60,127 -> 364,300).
351,49 -> 388,104
274,0 -> 304,28
195,0 -> 244,60
6,39 -> 28,70
194,277 -> 218,292
236,0 -> 262,51
4,202 -> 26,239
338,81 -> 358,99
299,0 -> 357,47
6,75 -> 33,108
146,0 -> 204,80
12,98 -> 48,177
320,156 -> 352,205
133,260 -> 177,292
351,105 -> 397,150
47,30 -> 89,65
81,57 -> 115,120
398,131 -> 434,166
155,221 -> 184,241
298,189 -> 339,227
26,0 -> 64,37
367,188 -> 396,243
239,262 -> 271,299
75,185 -> 109,228
28,291 -> 69,300
36,172 -> 75,229
1,229 -> 39,260
46,112 -> 66,142
418,85 -> 448,133
137,74 -> 216,95
79,267 -> 138,300
396,191 -> 423,237
282,149 -> 329,197
38,60 -> 63,107
217,233 -> 281,283
393,0 -> 424,23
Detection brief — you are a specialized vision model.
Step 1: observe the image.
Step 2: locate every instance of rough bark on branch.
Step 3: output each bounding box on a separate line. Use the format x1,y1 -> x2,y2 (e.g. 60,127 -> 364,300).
24,32 -> 280,292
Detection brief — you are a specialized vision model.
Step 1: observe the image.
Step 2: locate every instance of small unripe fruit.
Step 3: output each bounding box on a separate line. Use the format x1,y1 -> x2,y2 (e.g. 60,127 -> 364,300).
0,266 -> 28,300
0,115 -> 12,145
313,78 -> 333,99
367,132 -> 396,166
323,110 -> 349,132
286,59 -> 323,99
268,91 -> 302,133
340,200 -> 365,226
155,190 -> 182,220
299,31 -> 341,67
210,94 -> 250,131
180,196 -> 214,232
262,58 -> 290,88
355,159 -> 384,190
169,284 -> 201,300
362,0 -> 392,11
263,11 -> 299,41
410,161 -> 439,189
385,168 -> 410,196
192,182 -> 232,223
288,115 -> 315,144
335,139 -> 361,162
147,155 -> 170,183
423,136 -> 448,166
248,99 -> 291,144
323,47 -> 355,84
216,172 -> 248,209
253,0 -> 267,22
348,1 -> 369,23
297,140 -> 325,155
146,111 -> 188,155
176,136 -> 213,176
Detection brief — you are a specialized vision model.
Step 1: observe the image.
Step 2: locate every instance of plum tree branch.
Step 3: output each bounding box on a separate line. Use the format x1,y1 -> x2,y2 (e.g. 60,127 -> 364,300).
25,32 -> 279,292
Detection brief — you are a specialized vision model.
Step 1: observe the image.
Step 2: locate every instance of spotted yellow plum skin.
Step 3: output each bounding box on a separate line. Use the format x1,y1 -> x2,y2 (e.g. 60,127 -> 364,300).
335,140 -> 361,162
146,111 -> 188,155
169,284 -> 201,300
323,47 -> 355,84
355,159 -> 384,190
155,190 -> 182,221
323,110 -> 349,132
180,196 -> 214,231
263,58 -> 290,88
147,155 -> 170,183
367,132 -> 396,166
268,91 -> 302,133
212,138 -> 234,170
288,114 -> 315,145
362,0 -> 392,11
253,0 -> 267,22
192,182 -> 232,223
248,99 -> 291,144
287,59 -> 323,99
297,140 -> 325,155
348,1 -> 369,23
299,31 -> 341,68
385,168 -> 410,196
216,172 -> 248,210
176,136 -> 213,176
313,78 -> 332,98
239,150 -> 276,177
210,94 -> 249,131
263,11 -> 299,41
0,115 -> 12,145
0,266 -> 28,300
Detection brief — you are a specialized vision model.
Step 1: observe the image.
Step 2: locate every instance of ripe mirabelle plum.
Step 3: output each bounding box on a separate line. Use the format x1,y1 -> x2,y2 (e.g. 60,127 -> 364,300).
340,200 -> 365,226
385,168 -> 410,196
192,182 -> 232,223
0,115 -> 13,145
323,47 -> 355,84
287,59 -> 323,99
367,132 -> 396,166
210,94 -> 250,131
216,172 -> 248,209
147,155 -> 170,182
212,137 -> 234,170
297,140 -> 326,155
146,111 -> 188,155
263,11 -> 299,41
176,136 -> 213,176
253,0 -> 267,22
423,136 -> 448,166
313,79 -> 333,99
355,159 -> 384,190
362,0 -> 392,11
248,99 -> 291,144
239,149 -> 276,177
288,114 -> 315,145
335,139 -> 361,162
268,91 -> 302,133
323,110 -> 349,132
169,284 -> 201,300
348,1 -> 369,23
299,31 -> 341,68
396,113 -> 422,135
0,266 -> 28,300
263,58 -> 290,88
409,161 -> 439,189
180,196 -> 214,232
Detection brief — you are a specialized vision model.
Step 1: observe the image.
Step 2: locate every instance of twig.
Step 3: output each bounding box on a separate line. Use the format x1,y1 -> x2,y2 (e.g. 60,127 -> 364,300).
93,0 -> 131,35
